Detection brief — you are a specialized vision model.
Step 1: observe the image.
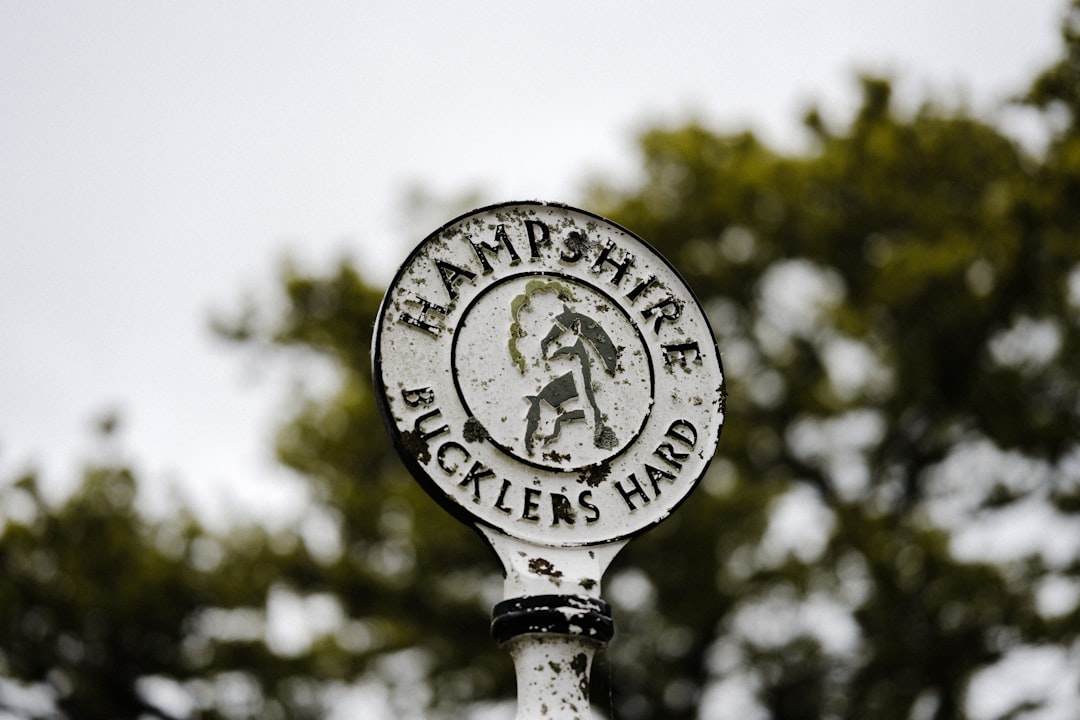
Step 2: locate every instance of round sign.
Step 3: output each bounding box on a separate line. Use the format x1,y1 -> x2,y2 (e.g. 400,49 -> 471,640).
373,201 -> 725,547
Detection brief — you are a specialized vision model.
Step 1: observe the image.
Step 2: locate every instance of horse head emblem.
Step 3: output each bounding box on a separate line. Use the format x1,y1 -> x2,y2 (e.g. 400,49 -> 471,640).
509,281 -> 620,456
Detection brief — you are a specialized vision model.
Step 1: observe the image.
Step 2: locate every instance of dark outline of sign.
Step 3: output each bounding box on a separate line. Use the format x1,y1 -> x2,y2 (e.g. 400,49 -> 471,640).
372,200 -> 726,547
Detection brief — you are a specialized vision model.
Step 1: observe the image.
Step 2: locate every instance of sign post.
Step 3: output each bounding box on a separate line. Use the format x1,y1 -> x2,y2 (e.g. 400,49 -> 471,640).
373,201 -> 725,718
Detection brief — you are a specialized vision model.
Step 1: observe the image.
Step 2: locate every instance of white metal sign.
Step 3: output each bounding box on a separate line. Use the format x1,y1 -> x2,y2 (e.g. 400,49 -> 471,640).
373,202 -> 725,547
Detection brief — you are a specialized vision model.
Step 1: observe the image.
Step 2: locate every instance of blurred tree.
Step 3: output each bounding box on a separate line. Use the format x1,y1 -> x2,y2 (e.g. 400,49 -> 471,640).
3,2 -> 1080,718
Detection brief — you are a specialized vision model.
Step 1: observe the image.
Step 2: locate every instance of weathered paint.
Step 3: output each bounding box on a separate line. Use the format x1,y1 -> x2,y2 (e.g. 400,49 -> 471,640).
503,634 -> 600,720
372,201 -> 725,548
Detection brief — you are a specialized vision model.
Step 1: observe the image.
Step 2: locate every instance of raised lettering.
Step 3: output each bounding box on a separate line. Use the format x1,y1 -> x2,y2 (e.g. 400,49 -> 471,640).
412,409 -> 449,442
402,387 -> 435,407
662,341 -> 702,368
471,224 -> 521,274
625,275 -> 657,303
399,292 -> 449,336
654,442 -> 688,470
653,419 -> 698,469
592,239 -> 634,286
641,295 -> 683,333
550,492 -> 575,526
615,473 -> 650,511
494,478 -> 513,514
578,490 -> 600,524
436,441 -> 470,474
436,259 -> 477,300
645,463 -> 676,496
667,419 -> 698,447
522,486 -> 542,521
459,461 -> 495,501
560,230 -> 590,263
525,219 -> 550,258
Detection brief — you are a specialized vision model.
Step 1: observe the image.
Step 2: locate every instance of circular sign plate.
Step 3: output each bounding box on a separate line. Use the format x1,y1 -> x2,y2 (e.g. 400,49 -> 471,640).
373,202 -> 725,547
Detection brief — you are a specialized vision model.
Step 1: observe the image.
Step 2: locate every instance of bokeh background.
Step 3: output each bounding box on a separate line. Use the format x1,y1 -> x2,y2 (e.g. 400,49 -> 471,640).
1,0 -> 1063,523
3,2 -> 1079,719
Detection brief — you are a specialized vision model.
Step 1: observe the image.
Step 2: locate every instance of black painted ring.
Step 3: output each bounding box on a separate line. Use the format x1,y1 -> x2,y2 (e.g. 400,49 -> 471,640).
491,594 -> 614,645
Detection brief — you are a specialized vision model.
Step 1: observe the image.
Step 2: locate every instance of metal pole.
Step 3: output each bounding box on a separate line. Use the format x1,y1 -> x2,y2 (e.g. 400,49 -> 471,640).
481,532 -> 625,720
492,595 -> 612,720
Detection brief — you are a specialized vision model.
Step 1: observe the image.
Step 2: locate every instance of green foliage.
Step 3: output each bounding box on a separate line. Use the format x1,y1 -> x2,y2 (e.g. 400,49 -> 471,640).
4,4 -> 1080,718
0,467 -> 252,719
586,60 -> 1080,718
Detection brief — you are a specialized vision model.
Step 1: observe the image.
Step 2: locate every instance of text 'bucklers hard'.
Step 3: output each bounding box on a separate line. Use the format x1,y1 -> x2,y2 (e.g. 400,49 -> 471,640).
373,202 -> 726,548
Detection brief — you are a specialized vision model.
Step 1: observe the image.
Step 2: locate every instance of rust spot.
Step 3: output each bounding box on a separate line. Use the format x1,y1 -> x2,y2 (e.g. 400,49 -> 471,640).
528,557 -> 563,579
571,652 -> 589,697
401,430 -> 431,464
543,450 -> 571,463
577,462 -> 610,488
549,660 -> 562,674
463,417 -> 488,443
570,653 -> 588,675
579,578 -> 596,591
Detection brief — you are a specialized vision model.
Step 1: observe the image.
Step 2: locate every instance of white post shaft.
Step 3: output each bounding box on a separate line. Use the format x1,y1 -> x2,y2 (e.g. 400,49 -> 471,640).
504,633 -> 601,720
482,531 -> 623,720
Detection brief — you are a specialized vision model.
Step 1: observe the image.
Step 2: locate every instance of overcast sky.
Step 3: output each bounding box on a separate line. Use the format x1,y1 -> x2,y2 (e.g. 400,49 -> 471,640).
0,0 -> 1068,528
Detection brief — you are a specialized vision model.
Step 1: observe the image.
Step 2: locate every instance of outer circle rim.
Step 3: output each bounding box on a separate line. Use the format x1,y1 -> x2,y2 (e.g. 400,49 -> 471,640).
371,200 -> 726,548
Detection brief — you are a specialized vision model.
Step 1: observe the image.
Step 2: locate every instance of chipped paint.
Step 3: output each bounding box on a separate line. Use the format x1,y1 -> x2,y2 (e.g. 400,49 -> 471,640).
373,202 -> 725,548
528,557 -> 563,579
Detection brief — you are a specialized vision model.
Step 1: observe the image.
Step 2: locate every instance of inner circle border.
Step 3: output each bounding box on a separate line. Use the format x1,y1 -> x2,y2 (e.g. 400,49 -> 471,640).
449,270 -> 656,474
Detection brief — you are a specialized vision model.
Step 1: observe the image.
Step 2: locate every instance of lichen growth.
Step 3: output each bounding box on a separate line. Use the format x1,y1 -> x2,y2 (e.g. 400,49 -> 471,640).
462,417 -> 488,443
508,279 -> 576,373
